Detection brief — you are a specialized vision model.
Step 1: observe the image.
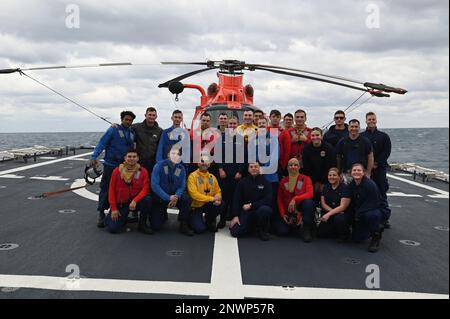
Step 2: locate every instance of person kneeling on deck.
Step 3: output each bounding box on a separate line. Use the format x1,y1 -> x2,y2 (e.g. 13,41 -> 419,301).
230,161 -> 273,241
349,163 -> 384,253
274,158 -> 315,242
317,167 -> 352,242
105,149 -> 152,234
187,155 -> 224,233
151,146 -> 192,236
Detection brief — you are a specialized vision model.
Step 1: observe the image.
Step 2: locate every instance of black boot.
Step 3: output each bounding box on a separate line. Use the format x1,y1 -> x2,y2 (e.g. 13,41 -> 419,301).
257,225 -> 271,241
217,216 -> 226,229
180,222 -> 194,236
206,218 -> 218,233
383,220 -> 391,229
368,232 -> 382,253
302,226 -> 313,243
138,214 -> 153,235
97,212 -> 105,228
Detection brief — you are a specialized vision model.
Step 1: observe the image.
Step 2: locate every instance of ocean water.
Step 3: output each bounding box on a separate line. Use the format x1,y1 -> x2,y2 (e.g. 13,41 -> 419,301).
0,128 -> 448,173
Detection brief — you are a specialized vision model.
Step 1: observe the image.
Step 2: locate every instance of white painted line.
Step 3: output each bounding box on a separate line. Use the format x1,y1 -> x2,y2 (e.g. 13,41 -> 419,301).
30,176 -> 70,181
210,230 -> 243,298
0,274 -> 447,299
0,174 -> 25,179
394,173 -> 412,177
387,192 -> 422,198
71,179 -> 98,201
70,158 -> 92,162
0,152 -> 92,176
40,157 -> 57,160
428,194 -> 449,199
387,174 -> 449,196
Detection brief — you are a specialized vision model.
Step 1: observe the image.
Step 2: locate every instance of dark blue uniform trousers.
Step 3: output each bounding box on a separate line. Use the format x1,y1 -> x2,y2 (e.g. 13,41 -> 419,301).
316,212 -> 352,239
190,201 -> 225,233
372,166 -> 391,222
230,205 -> 273,238
105,196 -> 152,233
98,164 -> 115,216
151,193 -> 191,230
352,208 -> 382,242
272,199 -> 315,236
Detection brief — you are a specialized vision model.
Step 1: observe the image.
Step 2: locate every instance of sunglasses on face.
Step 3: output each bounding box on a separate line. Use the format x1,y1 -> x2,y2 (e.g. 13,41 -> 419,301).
334,116 -> 344,120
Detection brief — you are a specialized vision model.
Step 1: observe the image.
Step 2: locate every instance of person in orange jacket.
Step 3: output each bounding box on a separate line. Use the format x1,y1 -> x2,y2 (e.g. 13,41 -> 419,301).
274,158 -> 316,242
105,149 -> 152,234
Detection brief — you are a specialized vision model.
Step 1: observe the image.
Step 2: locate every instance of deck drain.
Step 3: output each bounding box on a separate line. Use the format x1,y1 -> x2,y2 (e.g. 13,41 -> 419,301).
343,257 -> 361,265
399,240 -> 421,246
1,287 -> 20,293
166,250 -> 184,257
433,226 -> 449,232
0,243 -> 19,251
390,205 -> 402,208
58,209 -> 77,214
63,167 -> 73,169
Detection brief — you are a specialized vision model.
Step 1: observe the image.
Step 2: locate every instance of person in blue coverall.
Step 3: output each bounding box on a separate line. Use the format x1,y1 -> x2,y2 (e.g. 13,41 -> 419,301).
151,145 -> 193,236
90,111 -> 136,228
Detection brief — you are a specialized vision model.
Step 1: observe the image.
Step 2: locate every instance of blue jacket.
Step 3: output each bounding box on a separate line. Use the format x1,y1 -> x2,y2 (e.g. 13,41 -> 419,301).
156,126 -> 188,162
361,128 -> 391,168
217,132 -> 242,176
151,159 -> 186,201
232,175 -> 273,216
91,125 -> 135,167
257,131 -> 279,184
349,176 -> 381,215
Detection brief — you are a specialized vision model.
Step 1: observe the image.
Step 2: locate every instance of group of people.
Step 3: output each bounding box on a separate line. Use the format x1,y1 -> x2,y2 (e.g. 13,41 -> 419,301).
90,106 -> 392,253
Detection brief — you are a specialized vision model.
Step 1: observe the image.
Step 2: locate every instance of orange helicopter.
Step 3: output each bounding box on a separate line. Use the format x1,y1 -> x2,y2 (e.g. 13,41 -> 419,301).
157,59 -> 408,131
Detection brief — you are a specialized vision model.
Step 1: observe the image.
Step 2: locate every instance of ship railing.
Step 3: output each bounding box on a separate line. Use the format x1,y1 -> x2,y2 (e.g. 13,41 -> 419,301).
390,162 -> 449,183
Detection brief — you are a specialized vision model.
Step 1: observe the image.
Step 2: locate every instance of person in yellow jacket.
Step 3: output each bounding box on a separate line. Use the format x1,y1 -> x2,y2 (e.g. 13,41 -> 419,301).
236,109 -> 258,141
187,155 -> 225,233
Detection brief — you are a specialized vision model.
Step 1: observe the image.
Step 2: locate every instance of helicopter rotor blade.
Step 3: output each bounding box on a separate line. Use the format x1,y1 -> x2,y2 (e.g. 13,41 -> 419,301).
248,63 -> 364,85
0,62 -> 133,74
253,66 -> 370,93
158,67 -> 219,88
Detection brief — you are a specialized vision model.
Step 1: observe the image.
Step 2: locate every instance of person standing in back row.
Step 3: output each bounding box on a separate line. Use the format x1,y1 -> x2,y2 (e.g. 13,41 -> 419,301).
361,112 -> 392,228
335,119 -> 373,183
132,106 -> 163,175
91,111 -> 136,228
324,110 -> 349,148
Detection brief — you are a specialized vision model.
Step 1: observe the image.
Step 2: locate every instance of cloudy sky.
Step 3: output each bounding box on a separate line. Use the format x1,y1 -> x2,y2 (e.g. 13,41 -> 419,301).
0,0 -> 448,132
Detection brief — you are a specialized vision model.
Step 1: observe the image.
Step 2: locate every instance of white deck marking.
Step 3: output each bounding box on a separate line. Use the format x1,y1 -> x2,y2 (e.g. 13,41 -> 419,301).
387,192 -> 422,198
71,179 -> 98,201
394,173 -> 412,177
387,174 -> 449,196
39,157 -> 57,160
0,274 -> 447,299
0,152 -> 92,176
30,176 -> 69,181
428,194 -> 449,199
0,174 -> 25,179
210,231 -> 243,298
